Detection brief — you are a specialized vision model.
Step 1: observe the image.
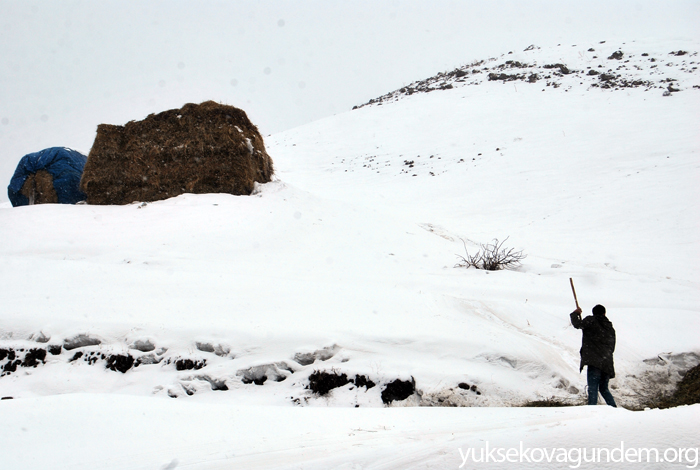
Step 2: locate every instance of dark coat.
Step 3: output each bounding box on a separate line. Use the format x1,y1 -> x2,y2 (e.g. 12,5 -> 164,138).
570,311 -> 616,378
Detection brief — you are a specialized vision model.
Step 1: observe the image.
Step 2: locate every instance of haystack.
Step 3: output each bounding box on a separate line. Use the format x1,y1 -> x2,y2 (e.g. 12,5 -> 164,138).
80,101 -> 274,205
21,170 -> 58,204
7,147 -> 88,207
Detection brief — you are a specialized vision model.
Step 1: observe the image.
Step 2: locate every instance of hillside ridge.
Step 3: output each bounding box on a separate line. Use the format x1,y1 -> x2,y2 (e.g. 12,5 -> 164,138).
354,41 -> 699,109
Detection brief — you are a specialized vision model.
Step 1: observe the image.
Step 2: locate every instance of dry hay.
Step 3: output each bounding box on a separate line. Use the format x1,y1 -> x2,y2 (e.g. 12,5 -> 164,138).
80,101 -> 274,205
20,170 -> 58,205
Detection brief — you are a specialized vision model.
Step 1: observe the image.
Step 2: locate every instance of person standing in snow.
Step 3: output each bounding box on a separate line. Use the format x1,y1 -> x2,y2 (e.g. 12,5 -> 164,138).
570,305 -> 617,407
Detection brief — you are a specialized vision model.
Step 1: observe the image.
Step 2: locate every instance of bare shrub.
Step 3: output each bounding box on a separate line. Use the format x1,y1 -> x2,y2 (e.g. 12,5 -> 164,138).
455,237 -> 526,271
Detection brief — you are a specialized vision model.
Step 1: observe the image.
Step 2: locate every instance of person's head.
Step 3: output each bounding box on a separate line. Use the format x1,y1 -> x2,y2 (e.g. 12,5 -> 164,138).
592,304 -> 606,316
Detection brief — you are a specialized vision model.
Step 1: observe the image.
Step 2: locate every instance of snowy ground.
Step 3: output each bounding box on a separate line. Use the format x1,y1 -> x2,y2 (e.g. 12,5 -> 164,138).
2,39 -> 699,469
3,394 -> 699,469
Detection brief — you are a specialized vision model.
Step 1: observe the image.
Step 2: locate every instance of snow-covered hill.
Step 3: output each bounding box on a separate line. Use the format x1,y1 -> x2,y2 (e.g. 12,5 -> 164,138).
1,38 -> 699,469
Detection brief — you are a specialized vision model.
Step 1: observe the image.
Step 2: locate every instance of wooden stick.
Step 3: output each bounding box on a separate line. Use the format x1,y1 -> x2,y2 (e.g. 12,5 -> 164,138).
570,278 -> 580,310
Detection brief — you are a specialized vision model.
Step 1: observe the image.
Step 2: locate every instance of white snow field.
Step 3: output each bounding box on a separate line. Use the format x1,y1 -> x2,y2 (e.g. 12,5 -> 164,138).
2,39 -> 700,469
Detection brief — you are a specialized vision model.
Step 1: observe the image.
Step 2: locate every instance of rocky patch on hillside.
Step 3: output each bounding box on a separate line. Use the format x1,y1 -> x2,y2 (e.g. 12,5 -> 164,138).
354,42 -> 699,109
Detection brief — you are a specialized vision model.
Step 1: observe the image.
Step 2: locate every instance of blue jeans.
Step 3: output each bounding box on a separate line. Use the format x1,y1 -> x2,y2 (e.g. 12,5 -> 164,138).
587,366 -> 617,407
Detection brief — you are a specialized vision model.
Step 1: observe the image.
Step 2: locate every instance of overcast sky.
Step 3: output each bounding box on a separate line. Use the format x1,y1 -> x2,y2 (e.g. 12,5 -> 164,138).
1,0 -> 698,201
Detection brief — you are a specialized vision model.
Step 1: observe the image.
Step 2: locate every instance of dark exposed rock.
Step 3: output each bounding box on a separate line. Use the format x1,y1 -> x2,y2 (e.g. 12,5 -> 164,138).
85,353 -> 98,365
175,358 -> 206,371
608,51 -> 624,60
381,378 -> 416,404
209,380 -> 229,391
48,345 -> 62,355
22,348 -> 47,368
308,370 -> 350,395
3,360 -> 21,374
293,346 -> 338,365
543,63 -> 572,75
503,60 -> 530,68
293,352 -> 316,366
197,375 -> 229,391
238,363 -> 289,385
130,339 -> 156,352
195,342 -> 215,353
105,354 -> 134,373
64,334 -> 101,351
353,374 -> 376,389
195,342 -> 230,357
242,375 -> 267,385
488,72 -> 525,82
33,332 -> 51,343
0,349 -> 14,361
134,353 -> 163,366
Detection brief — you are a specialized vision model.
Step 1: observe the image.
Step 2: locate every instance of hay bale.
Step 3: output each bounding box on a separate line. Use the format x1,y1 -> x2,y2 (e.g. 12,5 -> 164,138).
20,170 -> 58,205
80,101 -> 274,205
7,147 -> 87,207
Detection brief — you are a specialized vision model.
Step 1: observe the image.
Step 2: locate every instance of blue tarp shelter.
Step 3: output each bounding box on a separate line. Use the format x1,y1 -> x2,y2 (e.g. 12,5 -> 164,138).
8,147 -> 88,207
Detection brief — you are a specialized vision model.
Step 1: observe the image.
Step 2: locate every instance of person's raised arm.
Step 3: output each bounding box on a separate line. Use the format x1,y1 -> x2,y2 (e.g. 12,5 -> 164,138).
570,307 -> 583,328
